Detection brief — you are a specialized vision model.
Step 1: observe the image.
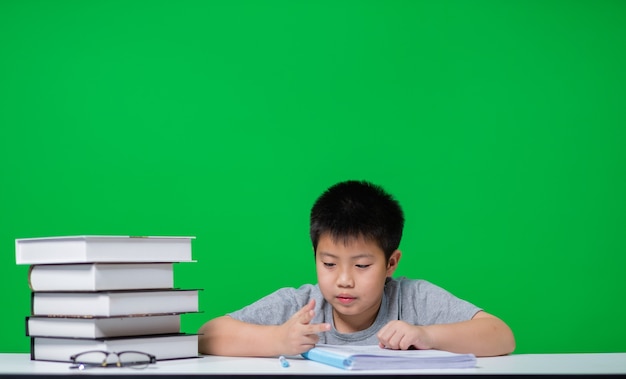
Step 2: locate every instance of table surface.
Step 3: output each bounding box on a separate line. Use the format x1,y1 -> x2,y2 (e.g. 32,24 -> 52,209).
0,352 -> 625,376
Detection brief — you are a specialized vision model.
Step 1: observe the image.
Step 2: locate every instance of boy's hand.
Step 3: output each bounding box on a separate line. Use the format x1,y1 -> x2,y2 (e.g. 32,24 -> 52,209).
278,299 -> 331,355
377,320 -> 434,350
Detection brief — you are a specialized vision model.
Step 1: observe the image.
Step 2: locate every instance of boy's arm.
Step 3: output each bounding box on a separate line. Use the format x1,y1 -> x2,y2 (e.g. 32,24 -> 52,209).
198,299 -> 331,356
377,311 -> 515,357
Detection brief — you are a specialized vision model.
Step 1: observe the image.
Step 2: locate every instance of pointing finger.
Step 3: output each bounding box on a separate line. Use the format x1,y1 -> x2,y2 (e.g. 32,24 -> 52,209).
306,322 -> 331,335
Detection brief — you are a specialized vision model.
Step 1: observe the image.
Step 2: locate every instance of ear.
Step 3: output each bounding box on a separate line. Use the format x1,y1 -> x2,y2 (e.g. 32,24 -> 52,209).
386,250 -> 402,276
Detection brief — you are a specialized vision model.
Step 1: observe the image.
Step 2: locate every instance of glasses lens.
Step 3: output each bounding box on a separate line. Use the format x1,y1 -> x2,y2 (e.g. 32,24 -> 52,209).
118,351 -> 153,369
73,351 -> 112,366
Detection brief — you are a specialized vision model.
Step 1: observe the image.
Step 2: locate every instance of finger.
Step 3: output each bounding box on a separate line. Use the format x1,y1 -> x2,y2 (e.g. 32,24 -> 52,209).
378,336 -> 389,349
377,323 -> 389,337
388,330 -> 406,350
291,299 -> 316,322
305,298 -> 316,310
378,328 -> 397,349
376,320 -> 396,343
299,299 -> 315,316
298,299 -> 316,315
304,322 -> 331,335
298,299 -> 316,324
377,326 -> 391,346
399,335 -> 414,350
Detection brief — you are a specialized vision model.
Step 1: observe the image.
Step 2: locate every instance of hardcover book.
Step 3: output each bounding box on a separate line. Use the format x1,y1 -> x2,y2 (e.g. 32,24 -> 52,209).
29,263 -> 174,291
32,289 -> 199,317
26,314 -> 184,338
16,236 -> 194,265
31,334 -> 199,362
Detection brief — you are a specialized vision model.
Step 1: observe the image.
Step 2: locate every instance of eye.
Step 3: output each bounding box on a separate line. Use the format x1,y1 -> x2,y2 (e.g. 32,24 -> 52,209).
323,262 -> 336,268
355,264 -> 371,269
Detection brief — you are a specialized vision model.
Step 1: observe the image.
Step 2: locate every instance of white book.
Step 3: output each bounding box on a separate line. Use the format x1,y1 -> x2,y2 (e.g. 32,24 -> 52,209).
31,334 -> 199,362
26,314 -> 182,338
32,290 -> 199,317
302,344 -> 477,370
29,263 -> 174,291
16,236 -> 195,265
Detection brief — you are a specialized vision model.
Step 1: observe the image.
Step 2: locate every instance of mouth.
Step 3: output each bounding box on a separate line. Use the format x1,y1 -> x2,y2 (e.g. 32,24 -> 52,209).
336,295 -> 356,305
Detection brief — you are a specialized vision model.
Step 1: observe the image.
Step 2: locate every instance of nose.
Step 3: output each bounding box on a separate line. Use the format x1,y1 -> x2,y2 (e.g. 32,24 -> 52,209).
337,267 -> 354,288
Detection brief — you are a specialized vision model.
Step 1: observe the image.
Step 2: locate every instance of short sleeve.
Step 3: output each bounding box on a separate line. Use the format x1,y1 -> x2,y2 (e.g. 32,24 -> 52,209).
227,284 -> 319,325
395,278 -> 482,325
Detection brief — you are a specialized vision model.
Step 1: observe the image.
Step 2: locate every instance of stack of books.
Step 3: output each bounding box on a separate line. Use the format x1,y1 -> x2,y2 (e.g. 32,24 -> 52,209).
15,236 -> 200,363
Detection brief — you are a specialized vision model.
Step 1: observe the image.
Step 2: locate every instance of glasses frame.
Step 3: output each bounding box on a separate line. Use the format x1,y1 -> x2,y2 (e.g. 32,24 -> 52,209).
69,349 -> 157,370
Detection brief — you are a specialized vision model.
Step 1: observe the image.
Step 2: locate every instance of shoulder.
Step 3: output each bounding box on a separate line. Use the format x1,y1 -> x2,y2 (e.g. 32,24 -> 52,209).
259,283 -> 321,301
387,277 -> 481,324
386,277 -> 456,299
386,276 -> 438,292
274,283 -> 321,300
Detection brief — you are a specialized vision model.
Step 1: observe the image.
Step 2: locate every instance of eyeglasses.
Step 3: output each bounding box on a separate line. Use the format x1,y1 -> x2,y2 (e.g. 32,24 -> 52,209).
69,350 -> 156,370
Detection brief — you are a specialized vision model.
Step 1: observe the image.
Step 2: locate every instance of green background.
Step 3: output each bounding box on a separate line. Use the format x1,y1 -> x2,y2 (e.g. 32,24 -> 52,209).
1,0 -> 625,355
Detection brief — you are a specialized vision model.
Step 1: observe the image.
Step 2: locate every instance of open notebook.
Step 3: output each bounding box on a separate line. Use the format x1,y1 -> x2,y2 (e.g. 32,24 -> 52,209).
302,344 -> 477,370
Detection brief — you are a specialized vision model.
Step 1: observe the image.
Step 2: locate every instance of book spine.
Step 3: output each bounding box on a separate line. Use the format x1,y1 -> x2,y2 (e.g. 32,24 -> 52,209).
30,337 -> 35,360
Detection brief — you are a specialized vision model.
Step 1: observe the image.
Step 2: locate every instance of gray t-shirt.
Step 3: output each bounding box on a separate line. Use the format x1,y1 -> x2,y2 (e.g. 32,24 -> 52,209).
228,277 -> 481,345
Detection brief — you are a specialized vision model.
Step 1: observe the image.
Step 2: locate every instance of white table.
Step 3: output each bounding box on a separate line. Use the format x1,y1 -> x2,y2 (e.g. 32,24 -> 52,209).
0,353 -> 625,377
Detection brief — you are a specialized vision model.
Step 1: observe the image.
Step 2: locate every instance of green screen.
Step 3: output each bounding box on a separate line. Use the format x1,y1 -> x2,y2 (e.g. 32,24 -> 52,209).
1,0 -> 625,354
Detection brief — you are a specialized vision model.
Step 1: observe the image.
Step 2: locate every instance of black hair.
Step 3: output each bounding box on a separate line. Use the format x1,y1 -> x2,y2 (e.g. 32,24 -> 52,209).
310,180 -> 404,261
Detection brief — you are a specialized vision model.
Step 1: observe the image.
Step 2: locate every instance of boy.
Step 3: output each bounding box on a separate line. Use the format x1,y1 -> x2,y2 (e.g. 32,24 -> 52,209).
198,180 -> 515,357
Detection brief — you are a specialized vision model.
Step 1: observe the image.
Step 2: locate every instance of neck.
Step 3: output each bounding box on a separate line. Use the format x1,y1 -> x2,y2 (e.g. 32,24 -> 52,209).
332,301 -> 381,333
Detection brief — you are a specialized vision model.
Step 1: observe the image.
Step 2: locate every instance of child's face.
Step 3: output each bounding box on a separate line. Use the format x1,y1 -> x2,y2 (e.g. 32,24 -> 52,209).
315,233 -> 400,332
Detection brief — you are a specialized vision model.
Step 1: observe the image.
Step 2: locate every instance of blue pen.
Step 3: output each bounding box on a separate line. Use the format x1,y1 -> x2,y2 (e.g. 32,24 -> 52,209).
278,355 -> 290,368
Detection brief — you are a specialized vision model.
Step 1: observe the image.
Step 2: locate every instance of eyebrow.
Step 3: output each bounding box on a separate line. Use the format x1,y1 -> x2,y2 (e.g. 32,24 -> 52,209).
318,252 -> 374,260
